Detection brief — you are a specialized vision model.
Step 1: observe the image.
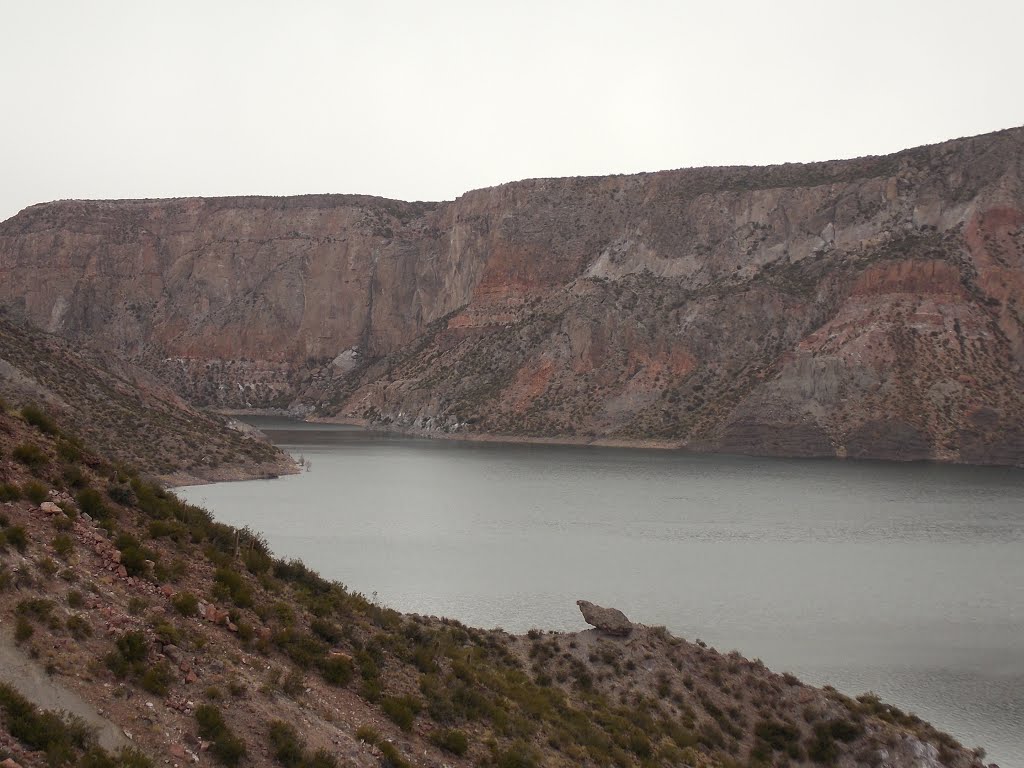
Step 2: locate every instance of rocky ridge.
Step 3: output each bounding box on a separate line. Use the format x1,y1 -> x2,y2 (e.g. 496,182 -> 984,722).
1,127 -> 1022,464
0,312 -> 295,484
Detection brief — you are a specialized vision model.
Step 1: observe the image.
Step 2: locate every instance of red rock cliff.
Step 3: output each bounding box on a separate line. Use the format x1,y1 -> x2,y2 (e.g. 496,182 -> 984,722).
1,128 -> 1022,464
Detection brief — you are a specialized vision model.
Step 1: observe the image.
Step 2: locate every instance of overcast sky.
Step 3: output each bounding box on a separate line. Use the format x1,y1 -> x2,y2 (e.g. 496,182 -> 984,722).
2,0 -> 1022,222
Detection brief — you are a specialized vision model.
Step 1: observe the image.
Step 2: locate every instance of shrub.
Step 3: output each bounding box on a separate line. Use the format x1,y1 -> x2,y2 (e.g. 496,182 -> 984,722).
195,704 -> 246,767
381,695 -> 421,732
320,654 -> 354,686
67,589 -> 85,608
171,591 -> 200,617
5,525 -> 28,552
140,662 -> 174,696
310,618 -> 342,644
13,443 -> 47,468
56,438 -> 83,463
16,598 -> 54,621
214,568 -> 252,608
0,682 -> 94,765
267,720 -> 304,766
378,742 -> 411,768
107,484 -> 135,506
67,615 -> 92,640
354,725 -> 379,744
118,544 -> 152,578
0,482 -> 21,501
14,615 -> 34,643
53,533 -> 74,559
23,480 -> 48,505
429,728 -> 469,756
76,488 -> 110,520
195,704 -> 226,737
116,631 -> 148,663
304,750 -> 336,768
22,404 -> 59,435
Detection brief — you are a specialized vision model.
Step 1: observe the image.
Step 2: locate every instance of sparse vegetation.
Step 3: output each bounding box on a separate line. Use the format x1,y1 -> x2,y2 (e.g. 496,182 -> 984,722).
195,704 -> 246,767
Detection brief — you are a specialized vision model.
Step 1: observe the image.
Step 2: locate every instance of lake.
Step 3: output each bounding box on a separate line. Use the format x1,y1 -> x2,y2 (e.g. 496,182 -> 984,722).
178,418 -> 1024,767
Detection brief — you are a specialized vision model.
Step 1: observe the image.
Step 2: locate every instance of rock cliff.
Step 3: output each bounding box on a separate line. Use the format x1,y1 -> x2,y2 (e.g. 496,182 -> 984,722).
1,127 -> 1022,464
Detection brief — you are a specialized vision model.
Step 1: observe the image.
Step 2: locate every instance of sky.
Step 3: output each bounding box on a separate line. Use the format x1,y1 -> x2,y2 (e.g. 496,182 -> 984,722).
2,0 -> 1023,222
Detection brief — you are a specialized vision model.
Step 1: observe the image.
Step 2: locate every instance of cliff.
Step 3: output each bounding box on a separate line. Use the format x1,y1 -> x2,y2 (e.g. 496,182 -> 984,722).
1,128 -> 1022,464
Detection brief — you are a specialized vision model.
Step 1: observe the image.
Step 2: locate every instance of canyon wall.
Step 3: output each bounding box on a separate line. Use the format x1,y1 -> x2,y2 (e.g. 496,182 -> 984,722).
1,127 -> 1022,464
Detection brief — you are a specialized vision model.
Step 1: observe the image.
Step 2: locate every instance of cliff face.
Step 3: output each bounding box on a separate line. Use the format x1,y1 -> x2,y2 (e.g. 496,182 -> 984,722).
1,128 -> 1022,464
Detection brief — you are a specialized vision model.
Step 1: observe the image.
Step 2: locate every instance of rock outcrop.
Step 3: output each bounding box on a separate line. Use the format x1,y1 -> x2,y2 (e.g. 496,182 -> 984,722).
1,127 -> 1022,465
577,600 -> 633,636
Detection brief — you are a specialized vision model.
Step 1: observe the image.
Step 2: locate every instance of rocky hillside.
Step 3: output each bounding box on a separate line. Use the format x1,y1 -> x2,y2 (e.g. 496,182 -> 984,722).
0,405 -> 994,767
1,128 -> 1022,464
0,312 -> 294,485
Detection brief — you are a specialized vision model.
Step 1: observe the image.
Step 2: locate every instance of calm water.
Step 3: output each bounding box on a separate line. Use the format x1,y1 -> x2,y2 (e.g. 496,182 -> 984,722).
179,419 -> 1024,766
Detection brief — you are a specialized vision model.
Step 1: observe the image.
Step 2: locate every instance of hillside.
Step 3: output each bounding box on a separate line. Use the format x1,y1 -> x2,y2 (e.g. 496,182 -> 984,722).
0,128 -> 1022,464
0,312 -> 295,485
0,403 -> 993,768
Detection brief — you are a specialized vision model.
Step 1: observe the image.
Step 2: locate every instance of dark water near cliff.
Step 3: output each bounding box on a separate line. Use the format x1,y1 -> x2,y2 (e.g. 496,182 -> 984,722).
179,419 -> 1024,766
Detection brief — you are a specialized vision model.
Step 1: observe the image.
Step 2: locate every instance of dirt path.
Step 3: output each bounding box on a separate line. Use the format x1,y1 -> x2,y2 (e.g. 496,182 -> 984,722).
0,629 -> 130,752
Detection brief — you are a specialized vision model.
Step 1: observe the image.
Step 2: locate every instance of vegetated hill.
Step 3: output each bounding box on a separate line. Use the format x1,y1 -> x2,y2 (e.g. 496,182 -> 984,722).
1,127 -> 1022,464
0,311 -> 294,484
0,405 -> 993,768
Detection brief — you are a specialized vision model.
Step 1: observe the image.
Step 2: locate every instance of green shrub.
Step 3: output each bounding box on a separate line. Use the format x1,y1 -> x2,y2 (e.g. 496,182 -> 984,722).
429,728 -> 469,756
14,615 -> 34,643
148,519 -> 185,540
267,720 -> 304,766
76,488 -> 110,520
5,525 -> 28,552
381,695 -> 421,732
310,618 -> 342,644
67,615 -> 92,640
62,462 -> 88,488
23,480 -> 48,505
304,750 -> 336,768
22,404 -> 59,435
195,704 -> 246,767
378,742 -> 411,768
171,591 -> 199,616
107,484 -> 135,506
13,442 -> 47,468
320,654 -> 353,686
118,545 -> 152,577
140,662 -> 174,696
0,482 -> 21,501
354,725 -> 379,744
195,704 -> 225,737
67,589 -> 85,608
116,631 -> 148,663
214,568 -> 252,608
53,533 -> 74,559
56,438 -> 83,463
0,682 -> 94,765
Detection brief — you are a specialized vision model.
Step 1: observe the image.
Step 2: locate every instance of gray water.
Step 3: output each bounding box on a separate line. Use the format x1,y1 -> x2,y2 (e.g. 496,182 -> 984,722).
179,419 -> 1024,766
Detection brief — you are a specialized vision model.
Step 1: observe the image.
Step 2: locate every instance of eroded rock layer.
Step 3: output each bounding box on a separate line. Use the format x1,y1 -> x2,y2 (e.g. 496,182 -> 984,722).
1,128 -> 1022,464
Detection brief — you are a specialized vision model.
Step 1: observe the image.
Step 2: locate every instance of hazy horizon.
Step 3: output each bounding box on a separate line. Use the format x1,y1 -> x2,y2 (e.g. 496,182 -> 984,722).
3,0 -> 1023,222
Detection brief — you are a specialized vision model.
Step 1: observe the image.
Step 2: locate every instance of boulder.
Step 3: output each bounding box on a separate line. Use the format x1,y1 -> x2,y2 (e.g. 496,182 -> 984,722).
39,501 -> 62,514
576,600 -> 633,636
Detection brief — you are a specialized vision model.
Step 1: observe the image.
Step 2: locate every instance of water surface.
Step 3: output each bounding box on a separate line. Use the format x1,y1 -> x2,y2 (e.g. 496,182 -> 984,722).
179,419 -> 1024,766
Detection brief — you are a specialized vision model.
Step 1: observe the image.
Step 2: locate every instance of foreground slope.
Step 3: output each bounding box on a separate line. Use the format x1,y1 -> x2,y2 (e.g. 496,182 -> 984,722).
1,127 -> 1022,463
0,312 -> 294,484
0,405 -> 993,767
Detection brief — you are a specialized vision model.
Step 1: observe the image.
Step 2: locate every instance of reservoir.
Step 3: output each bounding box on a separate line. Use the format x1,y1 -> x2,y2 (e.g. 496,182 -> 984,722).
178,418 -> 1024,767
